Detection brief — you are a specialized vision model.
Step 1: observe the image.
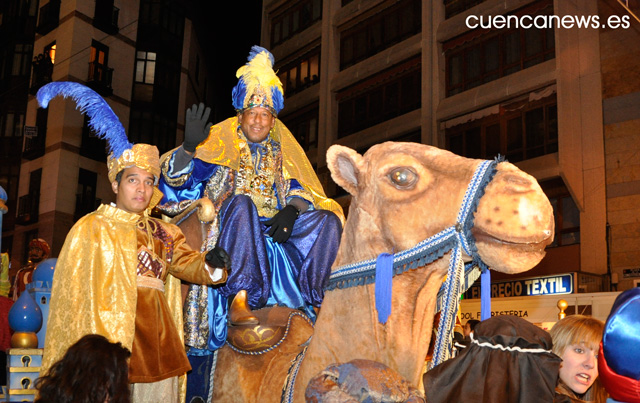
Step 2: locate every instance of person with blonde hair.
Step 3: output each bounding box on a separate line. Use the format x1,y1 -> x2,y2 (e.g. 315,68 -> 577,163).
550,315 -> 608,403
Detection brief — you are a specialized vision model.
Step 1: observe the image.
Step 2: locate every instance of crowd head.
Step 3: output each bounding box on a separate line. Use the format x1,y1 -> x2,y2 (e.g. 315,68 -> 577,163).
550,314 -> 606,401
35,334 -> 131,403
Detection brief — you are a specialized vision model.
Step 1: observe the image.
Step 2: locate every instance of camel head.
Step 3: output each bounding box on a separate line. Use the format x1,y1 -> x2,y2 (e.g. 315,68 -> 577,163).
285,142 -> 556,395
327,142 -> 554,273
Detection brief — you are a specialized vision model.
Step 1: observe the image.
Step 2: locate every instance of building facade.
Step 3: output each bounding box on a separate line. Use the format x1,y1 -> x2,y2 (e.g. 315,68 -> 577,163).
1,0 -> 214,267
263,0 -> 640,291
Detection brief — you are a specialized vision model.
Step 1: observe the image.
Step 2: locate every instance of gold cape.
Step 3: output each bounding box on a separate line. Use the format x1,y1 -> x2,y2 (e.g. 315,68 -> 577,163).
165,116 -> 345,223
41,204 -> 186,400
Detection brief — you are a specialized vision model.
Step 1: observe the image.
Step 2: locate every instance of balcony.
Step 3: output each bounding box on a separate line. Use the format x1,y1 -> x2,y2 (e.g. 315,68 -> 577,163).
444,0 -> 487,19
36,0 -> 61,36
86,61 -> 113,96
93,0 -> 119,35
29,53 -> 54,95
22,129 -> 46,160
17,194 -> 39,225
80,124 -> 108,162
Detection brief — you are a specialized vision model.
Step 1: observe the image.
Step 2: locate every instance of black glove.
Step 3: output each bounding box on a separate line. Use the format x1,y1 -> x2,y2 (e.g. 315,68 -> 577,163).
265,205 -> 299,243
205,246 -> 231,269
183,103 -> 212,152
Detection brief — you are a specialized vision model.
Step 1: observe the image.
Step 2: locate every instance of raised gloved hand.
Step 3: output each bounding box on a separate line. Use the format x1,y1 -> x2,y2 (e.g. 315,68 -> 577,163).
265,205 -> 299,243
183,103 -> 212,152
205,246 -> 230,269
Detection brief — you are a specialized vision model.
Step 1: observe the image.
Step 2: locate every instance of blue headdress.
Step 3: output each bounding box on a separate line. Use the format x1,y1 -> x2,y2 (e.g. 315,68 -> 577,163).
36,82 -> 160,183
231,46 -> 284,116
598,287 -> 640,401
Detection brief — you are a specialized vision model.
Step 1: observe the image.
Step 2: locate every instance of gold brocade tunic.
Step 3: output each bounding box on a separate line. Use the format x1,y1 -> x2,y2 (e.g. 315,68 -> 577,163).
42,204 -> 222,386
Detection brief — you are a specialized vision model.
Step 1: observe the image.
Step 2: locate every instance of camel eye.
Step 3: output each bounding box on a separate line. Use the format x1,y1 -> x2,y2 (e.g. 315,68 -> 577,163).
389,167 -> 417,188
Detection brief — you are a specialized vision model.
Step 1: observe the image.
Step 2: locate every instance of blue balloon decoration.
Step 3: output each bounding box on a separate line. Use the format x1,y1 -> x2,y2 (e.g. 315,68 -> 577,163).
32,257 -> 56,284
8,291 -> 43,333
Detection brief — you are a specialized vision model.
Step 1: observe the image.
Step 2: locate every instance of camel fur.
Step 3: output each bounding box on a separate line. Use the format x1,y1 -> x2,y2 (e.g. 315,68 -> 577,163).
179,142 -> 554,402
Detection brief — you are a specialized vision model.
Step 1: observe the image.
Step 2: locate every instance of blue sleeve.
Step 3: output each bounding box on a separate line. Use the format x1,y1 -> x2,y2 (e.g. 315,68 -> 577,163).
159,155 -> 220,203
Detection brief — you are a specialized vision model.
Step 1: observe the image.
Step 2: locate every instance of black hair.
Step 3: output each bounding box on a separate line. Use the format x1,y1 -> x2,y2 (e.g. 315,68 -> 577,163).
466,319 -> 481,331
35,334 -> 131,403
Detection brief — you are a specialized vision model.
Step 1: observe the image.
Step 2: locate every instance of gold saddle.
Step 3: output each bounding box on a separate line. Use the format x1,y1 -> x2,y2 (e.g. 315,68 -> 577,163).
226,306 -> 314,354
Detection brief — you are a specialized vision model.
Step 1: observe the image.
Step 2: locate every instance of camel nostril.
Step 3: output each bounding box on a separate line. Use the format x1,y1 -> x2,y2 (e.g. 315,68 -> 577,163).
501,174 -> 533,192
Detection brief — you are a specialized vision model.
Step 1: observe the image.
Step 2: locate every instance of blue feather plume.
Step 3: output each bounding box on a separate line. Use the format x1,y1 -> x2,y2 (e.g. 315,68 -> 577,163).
248,45 -> 274,64
36,82 -> 131,158
231,77 -> 248,111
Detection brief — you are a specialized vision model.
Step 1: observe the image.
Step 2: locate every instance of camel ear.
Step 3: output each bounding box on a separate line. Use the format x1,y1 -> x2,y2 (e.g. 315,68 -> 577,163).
327,145 -> 362,196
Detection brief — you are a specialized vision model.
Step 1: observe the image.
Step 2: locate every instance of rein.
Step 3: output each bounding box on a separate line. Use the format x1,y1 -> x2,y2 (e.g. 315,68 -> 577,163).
324,158 -> 499,368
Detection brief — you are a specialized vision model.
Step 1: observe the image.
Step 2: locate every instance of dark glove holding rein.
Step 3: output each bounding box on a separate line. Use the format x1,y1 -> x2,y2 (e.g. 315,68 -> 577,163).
205,246 -> 231,269
265,205 -> 299,243
183,103 -> 213,152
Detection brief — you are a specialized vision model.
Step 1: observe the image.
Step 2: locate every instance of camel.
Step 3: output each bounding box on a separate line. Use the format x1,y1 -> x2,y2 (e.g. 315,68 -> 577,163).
175,142 -> 554,402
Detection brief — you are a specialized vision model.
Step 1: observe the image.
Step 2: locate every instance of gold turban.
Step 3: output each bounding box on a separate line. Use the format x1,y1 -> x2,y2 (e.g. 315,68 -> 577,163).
107,143 -> 161,184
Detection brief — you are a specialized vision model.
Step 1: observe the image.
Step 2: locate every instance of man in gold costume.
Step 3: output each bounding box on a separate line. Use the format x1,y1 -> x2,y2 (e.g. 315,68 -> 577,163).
37,82 -> 230,403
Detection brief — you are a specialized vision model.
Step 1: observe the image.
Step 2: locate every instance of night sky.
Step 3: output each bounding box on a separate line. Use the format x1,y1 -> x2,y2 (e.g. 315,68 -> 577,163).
192,1 -> 264,121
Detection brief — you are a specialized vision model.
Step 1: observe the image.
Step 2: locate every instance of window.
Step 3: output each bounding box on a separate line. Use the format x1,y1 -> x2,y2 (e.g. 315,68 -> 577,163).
445,94 -> 557,163
139,0 -> 184,37
444,1 -> 554,96
3,113 -> 24,138
337,58 -> 421,138
281,104 -> 319,151
89,40 -> 109,82
271,0 -> 322,47
45,42 -> 56,64
340,0 -> 421,70
133,51 -> 156,102
540,178 -> 580,247
36,0 -> 60,35
75,169 -> 99,221
80,116 -> 107,161
444,0 -> 487,19
276,49 -> 320,97
135,51 -> 156,84
17,169 -> 41,225
12,43 -> 33,76
94,0 -> 119,34
129,110 -> 175,154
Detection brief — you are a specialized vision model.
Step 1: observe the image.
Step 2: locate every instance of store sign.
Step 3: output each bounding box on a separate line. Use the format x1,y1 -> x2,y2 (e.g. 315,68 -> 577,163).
623,268 -> 640,278
24,126 -> 37,138
464,273 -> 574,299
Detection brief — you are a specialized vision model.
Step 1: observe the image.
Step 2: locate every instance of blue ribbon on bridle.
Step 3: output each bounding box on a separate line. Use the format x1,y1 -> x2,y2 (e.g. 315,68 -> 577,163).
325,158 -> 499,368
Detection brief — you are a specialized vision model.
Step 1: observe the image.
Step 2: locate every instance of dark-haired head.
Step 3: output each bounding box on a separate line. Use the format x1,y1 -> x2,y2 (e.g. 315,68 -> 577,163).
35,334 -> 131,403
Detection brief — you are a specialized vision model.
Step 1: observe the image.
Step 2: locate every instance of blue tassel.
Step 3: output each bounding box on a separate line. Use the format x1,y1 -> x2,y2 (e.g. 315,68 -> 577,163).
494,153 -> 507,163
481,268 -> 491,320
36,82 -> 131,158
375,252 -> 394,324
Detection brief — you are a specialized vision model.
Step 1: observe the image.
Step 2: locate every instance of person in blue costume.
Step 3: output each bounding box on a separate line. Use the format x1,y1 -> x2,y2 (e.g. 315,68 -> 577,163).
158,46 -> 344,361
